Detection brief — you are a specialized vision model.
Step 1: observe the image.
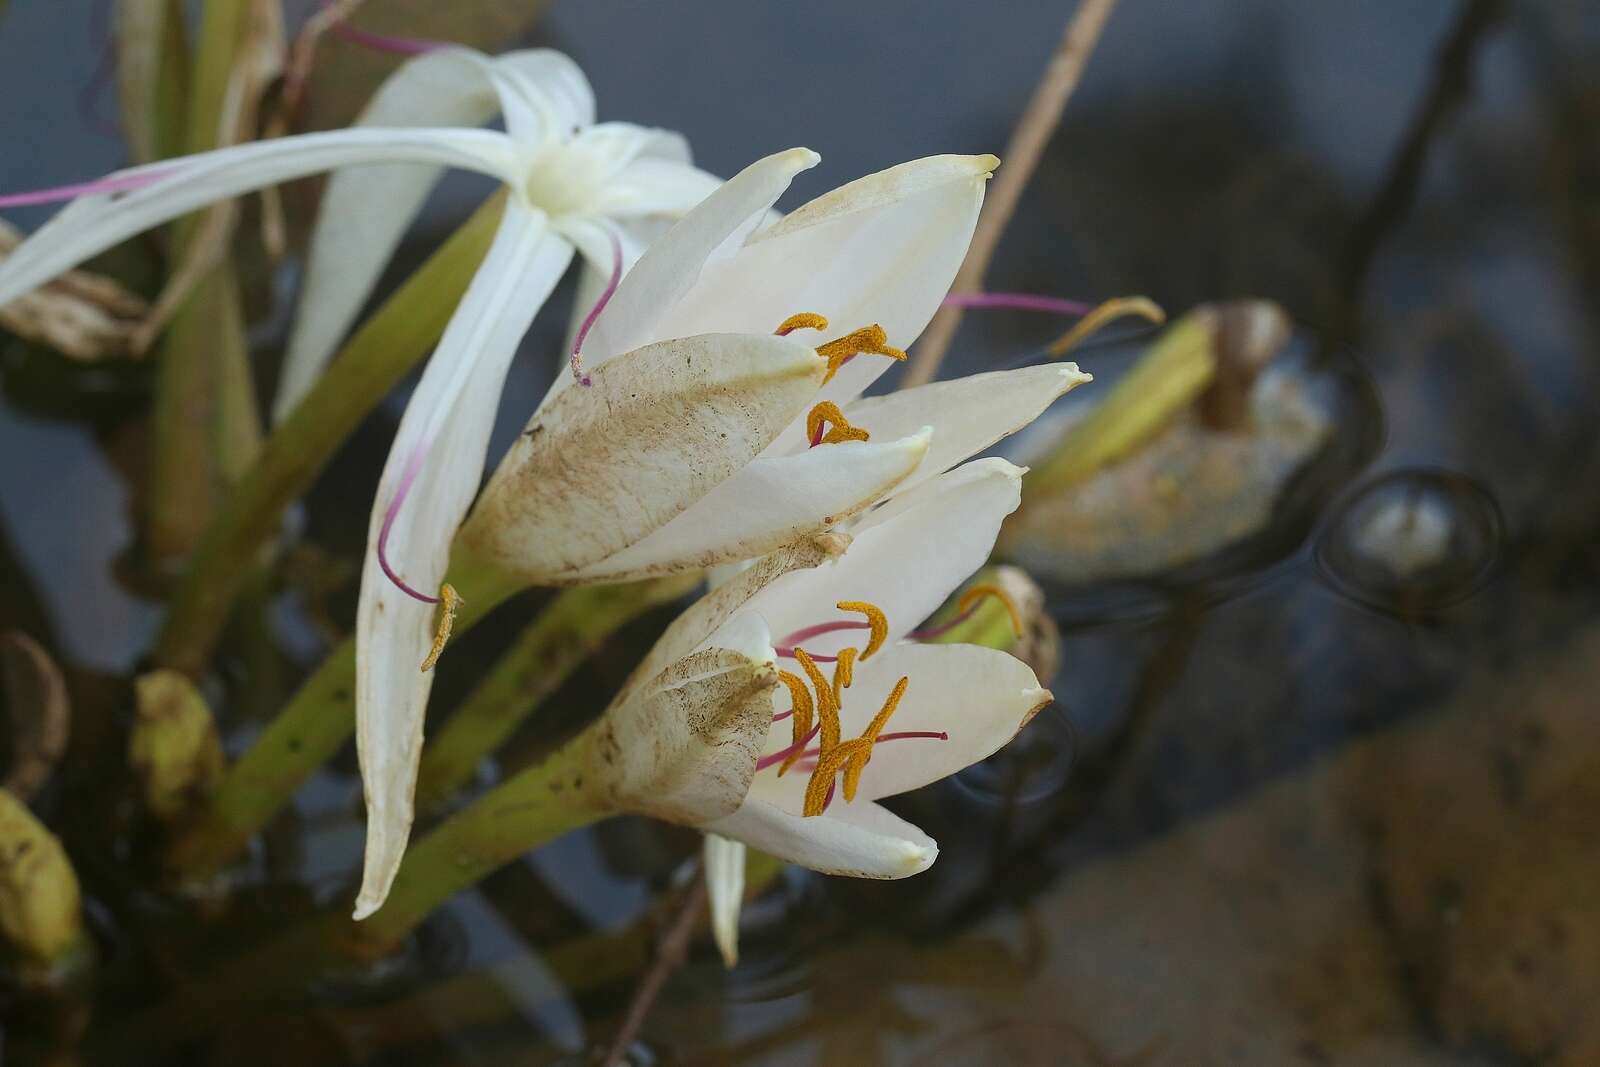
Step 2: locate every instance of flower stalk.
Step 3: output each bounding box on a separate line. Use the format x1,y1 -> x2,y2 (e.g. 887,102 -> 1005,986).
154,190 -> 506,676
144,0 -> 260,570
350,740 -> 605,958
415,573 -> 700,811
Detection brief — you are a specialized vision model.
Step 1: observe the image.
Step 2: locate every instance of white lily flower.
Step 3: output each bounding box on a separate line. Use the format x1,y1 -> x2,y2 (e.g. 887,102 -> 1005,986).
355,145 -> 1086,916
342,149 -> 1084,917
576,459 -> 1050,964
459,149 -> 1094,583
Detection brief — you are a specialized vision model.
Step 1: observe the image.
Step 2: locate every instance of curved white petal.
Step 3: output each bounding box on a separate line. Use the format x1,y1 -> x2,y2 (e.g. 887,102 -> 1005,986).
654,154 -> 997,437
0,127 -> 519,308
353,203 -> 570,921
462,332 -> 826,581
837,362 -> 1092,498
704,833 -> 746,967
743,458 -> 1024,651
590,615 -> 776,826
569,429 -> 932,583
624,535 -> 848,703
491,48 -> 597,135
540,147 -> 819,408
755,643 -> 1049,808
704,795 -> 936,879
275,50 -> 522,421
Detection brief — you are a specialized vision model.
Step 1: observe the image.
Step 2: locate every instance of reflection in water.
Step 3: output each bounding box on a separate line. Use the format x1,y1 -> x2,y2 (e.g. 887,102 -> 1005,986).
1315,468 -> 1503,614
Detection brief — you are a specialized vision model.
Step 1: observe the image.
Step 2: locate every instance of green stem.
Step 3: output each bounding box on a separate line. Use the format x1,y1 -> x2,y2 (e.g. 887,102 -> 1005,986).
154,191 -> 507,676
353,743 -> 605,958
416,575 -> 699,811
145,0 -> 254,568
182,0 -> 247,156
146,264 -> 256,569
164,547 -> 523,883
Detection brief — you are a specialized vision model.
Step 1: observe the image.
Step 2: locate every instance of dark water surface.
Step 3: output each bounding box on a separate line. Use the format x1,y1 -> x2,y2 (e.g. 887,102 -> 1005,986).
2,0 -> 1600,1063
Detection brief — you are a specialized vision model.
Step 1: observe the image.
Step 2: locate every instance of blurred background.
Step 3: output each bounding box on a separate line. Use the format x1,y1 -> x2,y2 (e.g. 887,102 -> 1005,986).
2,0 -> 1599,1063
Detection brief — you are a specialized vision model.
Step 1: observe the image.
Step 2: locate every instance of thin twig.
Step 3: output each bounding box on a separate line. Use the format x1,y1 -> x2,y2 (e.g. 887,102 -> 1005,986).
1331,0 -> 1508,348
600,862 -> 708,1067
902,0 -> 1121,388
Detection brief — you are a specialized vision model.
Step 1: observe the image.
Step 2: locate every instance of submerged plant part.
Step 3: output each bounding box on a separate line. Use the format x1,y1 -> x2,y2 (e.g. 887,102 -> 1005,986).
0,790 -> 92,986
129,671 -> 225,823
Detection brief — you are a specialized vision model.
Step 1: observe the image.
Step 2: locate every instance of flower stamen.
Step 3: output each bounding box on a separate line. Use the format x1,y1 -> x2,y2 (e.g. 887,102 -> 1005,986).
775,312 -> 829,336
376,443 -> 442,605
783,648 -> 839,775
1046,296 -> 1166,357
0,168 -> 173,208
834,601 -> 888,659
569,226 -> 623,386
910,583 -> 1024,641
776,669 -> 815,757
805,400 -> 870,447
419,584 -> 463,672
816,324 -> 906,384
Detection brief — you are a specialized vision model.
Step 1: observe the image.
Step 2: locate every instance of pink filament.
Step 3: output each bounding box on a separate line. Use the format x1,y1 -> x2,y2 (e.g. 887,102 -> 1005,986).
754,723 -> 821,772
942,291 -> 1095,316
0,169 -> 169,208
569,228 -> 623,387
772,709 -> 793,723
775,620 -> 874,663
787,730 -> 950,768
908,601 -> 984,641
375,443 -> 441,604
331,20 -> 447,55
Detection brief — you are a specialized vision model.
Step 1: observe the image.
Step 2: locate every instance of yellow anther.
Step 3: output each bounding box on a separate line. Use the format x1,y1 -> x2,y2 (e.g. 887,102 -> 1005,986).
835,601 -> 888,659
816,324 -> 906,384
775,312 -> 830,336
841,675 -> 910,802
783,648 -> 840,775
1046,296 -> 1166,357
777,670 -> 815,752
805,401 -> 871,446
832,646 -> 857,706
803,739 -> 870,817
419,584 -> 463,673
957,583 -> 1024,637
859,675 -> 910,745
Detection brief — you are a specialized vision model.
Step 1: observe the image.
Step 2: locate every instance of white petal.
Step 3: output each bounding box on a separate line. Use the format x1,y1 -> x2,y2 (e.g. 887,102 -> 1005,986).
586,620 -> 776,826
742,458 -> 1024,651
353,204 -> 570,921
704,795 -> 936,879
540,147 -> 819,407
0,127 -> 519,308
590,155 -> 723,220
275,50 -> 521,421
569,429 -> 932,583
491,49 -> 597,133
622,534 -> 849,703
838,362 -> 1092,497
754,643 -> 1049,809
654,154 -> 997,432
461,332 -> 826,582
704,834 -> 746,967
